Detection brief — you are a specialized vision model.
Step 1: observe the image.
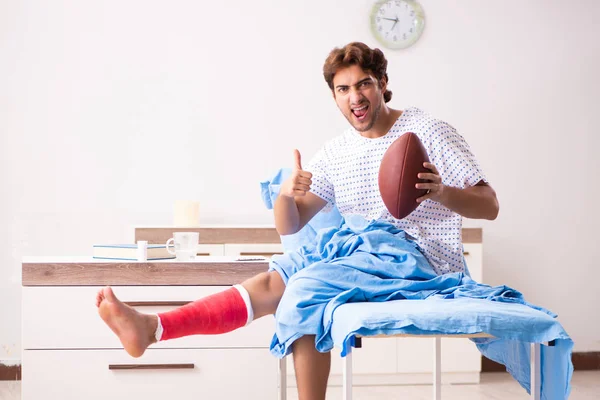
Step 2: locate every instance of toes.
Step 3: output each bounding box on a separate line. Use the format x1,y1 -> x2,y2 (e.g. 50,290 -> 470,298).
103,286 -> 116,302
96,290 -> 105,307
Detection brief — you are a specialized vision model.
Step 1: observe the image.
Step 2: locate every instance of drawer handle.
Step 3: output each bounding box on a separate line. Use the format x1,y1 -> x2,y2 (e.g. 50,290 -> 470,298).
240,252 -> 282,257
109,363 -> 195,370
124,301 -> 191,307
463,251 -> 470,256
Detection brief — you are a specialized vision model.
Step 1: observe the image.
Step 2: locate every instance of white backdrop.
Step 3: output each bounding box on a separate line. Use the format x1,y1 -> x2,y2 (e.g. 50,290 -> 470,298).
1,0 -> 599,363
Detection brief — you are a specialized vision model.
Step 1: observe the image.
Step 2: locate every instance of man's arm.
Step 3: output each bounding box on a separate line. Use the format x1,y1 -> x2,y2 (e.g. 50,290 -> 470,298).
274,150 -> 328,235
274,192 -> 327,235
436,181 -> 499,220
416,162 -> 499,220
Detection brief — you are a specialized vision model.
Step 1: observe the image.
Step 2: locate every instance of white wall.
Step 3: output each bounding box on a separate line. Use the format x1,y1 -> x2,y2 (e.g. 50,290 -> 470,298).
1,0 -> 598,363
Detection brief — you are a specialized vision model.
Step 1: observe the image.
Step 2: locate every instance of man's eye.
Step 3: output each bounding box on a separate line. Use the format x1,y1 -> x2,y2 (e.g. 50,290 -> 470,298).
360,81 -> 371,87
338,87 -> 348,93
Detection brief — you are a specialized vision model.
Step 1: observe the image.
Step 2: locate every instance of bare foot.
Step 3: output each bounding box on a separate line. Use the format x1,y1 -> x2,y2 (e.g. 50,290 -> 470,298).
96,286 -> 158,358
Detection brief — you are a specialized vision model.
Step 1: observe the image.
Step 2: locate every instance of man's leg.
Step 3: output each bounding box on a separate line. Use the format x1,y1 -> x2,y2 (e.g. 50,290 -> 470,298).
96,271 -> 285,357
243,269 -> 286,319
292,335 -> 331,400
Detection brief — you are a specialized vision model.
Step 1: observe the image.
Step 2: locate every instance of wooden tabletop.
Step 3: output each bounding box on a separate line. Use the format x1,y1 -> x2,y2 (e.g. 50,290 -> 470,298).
21,257 -> 269,286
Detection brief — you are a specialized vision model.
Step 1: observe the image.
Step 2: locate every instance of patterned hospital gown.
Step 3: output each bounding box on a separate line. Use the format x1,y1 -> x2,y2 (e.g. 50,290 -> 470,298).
305,107 -> 488,275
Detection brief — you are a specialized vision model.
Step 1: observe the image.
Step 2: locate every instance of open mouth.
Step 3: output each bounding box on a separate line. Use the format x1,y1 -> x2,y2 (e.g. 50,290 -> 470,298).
352,104 -> 369,122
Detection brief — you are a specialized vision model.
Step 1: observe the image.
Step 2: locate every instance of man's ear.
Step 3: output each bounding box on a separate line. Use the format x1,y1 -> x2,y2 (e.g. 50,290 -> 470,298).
379,76 -> 387,93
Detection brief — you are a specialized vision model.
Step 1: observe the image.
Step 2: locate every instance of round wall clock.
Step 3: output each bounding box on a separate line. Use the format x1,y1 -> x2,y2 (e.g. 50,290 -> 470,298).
370,0 -> 425,50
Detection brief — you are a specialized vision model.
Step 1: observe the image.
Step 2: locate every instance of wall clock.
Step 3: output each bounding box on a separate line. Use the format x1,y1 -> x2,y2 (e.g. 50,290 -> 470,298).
370,0 -> 425,50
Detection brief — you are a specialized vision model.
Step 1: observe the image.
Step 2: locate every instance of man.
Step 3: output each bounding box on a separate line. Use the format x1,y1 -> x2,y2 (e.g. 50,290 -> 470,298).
96,42 -> 498,400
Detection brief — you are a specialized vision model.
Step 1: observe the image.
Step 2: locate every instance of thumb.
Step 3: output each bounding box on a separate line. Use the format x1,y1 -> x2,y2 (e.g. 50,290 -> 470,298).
293,149 -> 302,170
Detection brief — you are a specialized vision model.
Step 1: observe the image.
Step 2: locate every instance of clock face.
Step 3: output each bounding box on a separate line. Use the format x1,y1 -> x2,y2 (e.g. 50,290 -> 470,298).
370,0 -> 425,50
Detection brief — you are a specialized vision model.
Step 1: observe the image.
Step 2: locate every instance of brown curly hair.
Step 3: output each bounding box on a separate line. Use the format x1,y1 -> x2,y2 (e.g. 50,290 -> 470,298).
323,42 -> 392,103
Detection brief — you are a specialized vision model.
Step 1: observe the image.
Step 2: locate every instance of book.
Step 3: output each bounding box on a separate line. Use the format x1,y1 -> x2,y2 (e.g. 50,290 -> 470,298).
93,243 -> 175,261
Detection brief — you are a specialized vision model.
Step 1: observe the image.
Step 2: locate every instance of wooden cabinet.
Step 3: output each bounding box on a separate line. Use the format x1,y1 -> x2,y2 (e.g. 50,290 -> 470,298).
21,260 -> 277,400
20,227 -> 483,396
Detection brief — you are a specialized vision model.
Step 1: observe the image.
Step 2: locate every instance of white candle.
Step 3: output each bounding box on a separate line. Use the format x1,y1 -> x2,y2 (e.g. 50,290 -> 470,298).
173,200 -> 200,227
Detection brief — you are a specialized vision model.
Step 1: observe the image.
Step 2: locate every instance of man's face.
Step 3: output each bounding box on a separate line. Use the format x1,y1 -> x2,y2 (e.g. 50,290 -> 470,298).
332,64 -> 385,132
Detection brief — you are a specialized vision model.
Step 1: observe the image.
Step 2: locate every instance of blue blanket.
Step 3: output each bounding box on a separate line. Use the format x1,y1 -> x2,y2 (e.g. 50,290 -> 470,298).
268,215 -> 573,400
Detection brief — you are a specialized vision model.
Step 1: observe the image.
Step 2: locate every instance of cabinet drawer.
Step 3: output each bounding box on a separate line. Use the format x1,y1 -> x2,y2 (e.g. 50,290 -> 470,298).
22,348 -> 278,400
224,243 -> 284,259
22,286 -> 274,350
196,244 -> 225,256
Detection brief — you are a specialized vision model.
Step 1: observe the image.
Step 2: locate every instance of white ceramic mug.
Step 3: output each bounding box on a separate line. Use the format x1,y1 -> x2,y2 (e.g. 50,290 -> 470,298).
166,232 -> 199,261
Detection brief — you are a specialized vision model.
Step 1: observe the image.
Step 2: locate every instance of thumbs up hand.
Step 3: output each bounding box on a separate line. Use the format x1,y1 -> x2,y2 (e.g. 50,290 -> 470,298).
294,149 -> 303,170
280,149 -> 313,198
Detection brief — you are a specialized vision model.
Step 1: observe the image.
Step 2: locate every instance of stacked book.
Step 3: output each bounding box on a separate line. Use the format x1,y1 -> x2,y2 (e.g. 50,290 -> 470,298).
93,243 -> 175,261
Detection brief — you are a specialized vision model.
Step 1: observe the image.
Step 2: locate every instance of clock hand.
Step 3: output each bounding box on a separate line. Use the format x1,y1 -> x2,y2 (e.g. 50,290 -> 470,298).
381,17 -> 397,22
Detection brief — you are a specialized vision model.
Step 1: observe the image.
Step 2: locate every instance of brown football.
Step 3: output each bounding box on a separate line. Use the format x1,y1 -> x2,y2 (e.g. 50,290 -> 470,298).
378,132 -> 430,219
